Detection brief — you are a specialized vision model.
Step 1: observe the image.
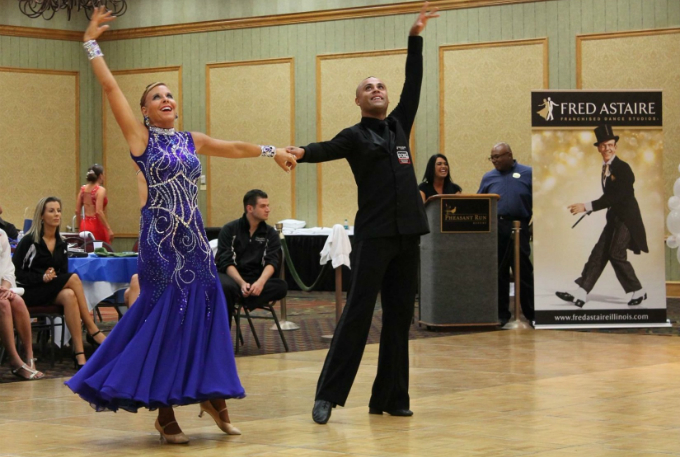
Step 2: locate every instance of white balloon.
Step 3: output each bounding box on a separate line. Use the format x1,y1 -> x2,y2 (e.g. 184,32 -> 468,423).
667,211 -> 680,235
667,235 -> 679,249
675,177 -> 680,197
670,196 -> 680,210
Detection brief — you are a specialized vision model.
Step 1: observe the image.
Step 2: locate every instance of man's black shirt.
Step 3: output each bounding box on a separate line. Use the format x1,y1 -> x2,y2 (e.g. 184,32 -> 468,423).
216,214 -> 281,281
299,36 -> 429,242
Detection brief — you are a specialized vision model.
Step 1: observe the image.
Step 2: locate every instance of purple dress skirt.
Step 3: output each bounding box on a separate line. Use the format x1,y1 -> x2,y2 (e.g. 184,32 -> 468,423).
65,127 -> 245,412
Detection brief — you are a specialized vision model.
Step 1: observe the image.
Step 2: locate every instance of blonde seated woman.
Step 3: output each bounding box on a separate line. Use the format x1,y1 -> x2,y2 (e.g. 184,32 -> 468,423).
0,228 -> 44,380
12,197 -> 107,370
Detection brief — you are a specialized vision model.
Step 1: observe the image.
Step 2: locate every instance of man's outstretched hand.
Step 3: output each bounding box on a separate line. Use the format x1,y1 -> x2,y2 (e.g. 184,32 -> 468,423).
410,2 -> 440,36
286,146 -> 305,161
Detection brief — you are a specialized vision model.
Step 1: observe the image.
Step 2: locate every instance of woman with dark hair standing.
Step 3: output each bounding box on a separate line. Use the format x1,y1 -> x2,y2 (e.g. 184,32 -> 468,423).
12,197 -> 107,369
66,8 -> 297,444
419,153 -> 462,202
76,164 -> 113,243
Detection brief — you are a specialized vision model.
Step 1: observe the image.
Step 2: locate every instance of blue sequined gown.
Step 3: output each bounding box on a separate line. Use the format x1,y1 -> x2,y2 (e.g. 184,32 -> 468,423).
66,127 -> 245,412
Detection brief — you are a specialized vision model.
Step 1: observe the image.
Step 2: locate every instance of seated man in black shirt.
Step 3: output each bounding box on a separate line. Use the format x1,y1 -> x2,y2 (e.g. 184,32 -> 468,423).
216,189 -> 287,326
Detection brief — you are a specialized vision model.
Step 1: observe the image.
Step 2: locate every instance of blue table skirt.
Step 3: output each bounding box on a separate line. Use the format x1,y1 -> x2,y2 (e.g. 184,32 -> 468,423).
68,254 -> 138,283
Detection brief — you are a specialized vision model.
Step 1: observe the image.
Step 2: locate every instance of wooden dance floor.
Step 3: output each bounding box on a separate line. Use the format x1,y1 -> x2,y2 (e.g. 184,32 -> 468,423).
3,330 -> 680,456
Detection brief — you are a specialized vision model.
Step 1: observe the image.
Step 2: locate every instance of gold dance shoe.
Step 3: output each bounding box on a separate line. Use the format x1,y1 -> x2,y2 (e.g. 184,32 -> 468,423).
198,401 -> 241,435
154,418 -> 189,444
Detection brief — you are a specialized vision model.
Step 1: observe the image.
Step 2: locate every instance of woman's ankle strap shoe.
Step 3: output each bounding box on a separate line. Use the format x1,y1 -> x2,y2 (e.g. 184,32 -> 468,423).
154,419 -> 189,444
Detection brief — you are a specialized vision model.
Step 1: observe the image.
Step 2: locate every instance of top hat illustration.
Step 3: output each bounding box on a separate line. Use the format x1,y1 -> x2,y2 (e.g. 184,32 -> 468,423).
593,125 -> 620,146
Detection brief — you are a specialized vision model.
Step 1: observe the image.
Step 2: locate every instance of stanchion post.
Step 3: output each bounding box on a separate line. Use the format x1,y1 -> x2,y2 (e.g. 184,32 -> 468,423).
322,266 -> 343,340
503,220 -> 531,330
271,223 -> 300,331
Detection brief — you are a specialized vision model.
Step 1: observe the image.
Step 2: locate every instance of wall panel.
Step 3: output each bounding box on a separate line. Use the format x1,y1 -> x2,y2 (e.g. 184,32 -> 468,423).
0,68 -> 78,226
206,58 -> 295,227
440,39 -> 547,194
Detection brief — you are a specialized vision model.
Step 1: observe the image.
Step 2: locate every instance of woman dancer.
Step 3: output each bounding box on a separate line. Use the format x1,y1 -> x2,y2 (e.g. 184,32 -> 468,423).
0,228 -> 44,380
13,197 -> 107,369
66,7 -> 297,444
76,164 -> 113,243
419,153 -> 462,202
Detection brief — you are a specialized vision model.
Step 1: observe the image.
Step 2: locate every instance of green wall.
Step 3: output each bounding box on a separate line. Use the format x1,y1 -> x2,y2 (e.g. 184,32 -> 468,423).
1,0 -> 679,269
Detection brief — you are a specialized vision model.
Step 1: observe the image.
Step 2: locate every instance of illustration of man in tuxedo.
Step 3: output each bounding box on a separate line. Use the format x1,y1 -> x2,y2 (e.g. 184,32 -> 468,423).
556,125 -> 648,308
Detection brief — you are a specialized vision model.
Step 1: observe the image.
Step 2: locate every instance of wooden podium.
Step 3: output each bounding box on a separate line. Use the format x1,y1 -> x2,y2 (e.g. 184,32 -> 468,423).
419,194 -> 499,327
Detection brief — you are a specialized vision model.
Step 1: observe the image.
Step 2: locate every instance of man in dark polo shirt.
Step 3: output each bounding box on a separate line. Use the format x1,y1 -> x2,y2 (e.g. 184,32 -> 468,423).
477,142 -> 534,325
287,2 -> 438,425
216,189 -> 287,326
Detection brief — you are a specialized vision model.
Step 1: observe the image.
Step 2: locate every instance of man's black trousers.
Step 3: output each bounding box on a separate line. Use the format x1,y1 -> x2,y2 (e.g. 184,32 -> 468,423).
218,272 -> 288,325
315,235 -> 419,411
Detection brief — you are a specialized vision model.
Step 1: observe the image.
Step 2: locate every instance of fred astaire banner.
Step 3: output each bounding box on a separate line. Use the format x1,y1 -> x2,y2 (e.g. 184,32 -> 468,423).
531,90 -> 668,328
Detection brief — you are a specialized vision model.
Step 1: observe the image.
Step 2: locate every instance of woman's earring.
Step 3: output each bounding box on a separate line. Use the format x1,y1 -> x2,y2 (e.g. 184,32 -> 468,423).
175,113 -> 179,120
144,115 -> 150,127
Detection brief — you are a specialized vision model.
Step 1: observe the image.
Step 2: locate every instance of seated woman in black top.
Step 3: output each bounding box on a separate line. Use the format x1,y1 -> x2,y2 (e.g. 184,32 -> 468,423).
419,153 -> 462,202
12,196 -> 106,369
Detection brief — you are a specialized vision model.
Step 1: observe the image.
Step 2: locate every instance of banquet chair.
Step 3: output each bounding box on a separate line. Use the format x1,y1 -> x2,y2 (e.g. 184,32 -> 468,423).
232,249 -> 289,354
90,242 -> 127,322
28,305 -> 66,367
94,289 -> 127,323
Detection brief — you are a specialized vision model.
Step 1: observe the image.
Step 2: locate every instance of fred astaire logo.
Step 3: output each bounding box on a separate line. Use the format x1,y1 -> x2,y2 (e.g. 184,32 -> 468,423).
536,97 -> 659,123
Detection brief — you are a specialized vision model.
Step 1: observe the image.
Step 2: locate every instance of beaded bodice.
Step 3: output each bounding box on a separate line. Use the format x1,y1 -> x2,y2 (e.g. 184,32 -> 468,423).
132,128 -> 215,315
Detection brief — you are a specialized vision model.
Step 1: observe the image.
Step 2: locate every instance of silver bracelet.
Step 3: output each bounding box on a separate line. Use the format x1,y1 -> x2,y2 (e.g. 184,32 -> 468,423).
260,145 -> 276,158
83,40 -> 104,60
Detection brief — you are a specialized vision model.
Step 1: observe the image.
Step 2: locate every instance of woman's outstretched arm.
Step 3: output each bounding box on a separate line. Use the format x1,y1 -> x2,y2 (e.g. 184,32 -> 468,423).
191,132 -> 297,172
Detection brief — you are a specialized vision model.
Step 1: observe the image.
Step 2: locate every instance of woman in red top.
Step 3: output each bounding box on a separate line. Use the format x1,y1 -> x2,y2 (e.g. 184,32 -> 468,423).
76,164 -> 113,243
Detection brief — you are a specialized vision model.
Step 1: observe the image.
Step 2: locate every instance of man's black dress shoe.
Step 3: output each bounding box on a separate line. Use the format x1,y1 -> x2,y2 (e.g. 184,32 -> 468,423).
628,293 -> 647,306
555,291 -> 584,308
312,400 -> 334,424
369,407 -> 413,416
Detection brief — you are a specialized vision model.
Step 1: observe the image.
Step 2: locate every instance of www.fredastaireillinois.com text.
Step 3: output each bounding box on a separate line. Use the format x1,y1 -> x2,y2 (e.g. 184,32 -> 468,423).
555,313 -> 649,322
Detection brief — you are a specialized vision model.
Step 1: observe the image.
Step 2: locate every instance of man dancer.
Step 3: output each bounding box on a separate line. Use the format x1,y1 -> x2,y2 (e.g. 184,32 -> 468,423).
287,2 -> 438,425
556,125 -> 648,308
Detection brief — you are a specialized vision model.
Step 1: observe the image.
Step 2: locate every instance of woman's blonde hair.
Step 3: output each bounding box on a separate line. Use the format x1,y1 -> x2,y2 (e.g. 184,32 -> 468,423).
139,81 -> 167,108
26,196 -> 62,244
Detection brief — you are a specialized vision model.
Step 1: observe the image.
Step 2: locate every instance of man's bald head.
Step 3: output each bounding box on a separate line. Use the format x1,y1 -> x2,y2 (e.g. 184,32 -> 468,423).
489,142 -> 514,172
355,76 -> 389,119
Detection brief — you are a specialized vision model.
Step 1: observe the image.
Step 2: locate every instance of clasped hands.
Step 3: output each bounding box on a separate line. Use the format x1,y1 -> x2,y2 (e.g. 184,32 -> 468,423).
239,278 -> 265,298
43,267 -> 57,283
0,286 -> 15,301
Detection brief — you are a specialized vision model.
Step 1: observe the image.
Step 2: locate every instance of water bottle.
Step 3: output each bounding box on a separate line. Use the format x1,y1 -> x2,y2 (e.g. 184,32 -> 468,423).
343,219 -> 349,230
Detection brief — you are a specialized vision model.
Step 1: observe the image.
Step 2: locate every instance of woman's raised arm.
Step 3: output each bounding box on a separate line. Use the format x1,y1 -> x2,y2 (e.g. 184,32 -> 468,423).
84,7 -> 148,156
